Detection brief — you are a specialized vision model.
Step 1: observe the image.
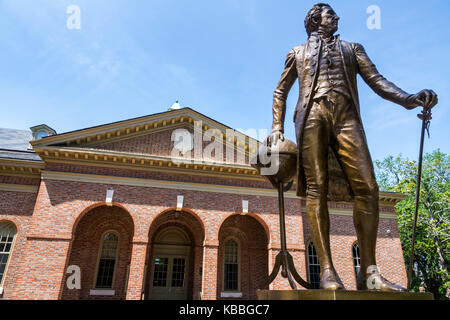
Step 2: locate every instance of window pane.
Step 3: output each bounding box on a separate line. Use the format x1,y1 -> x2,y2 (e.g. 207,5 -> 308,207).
224,239 -> 239,291
224,263 -> 238,291
307,243 -> 320,289
95,232 -> 119,288
96,259 -> 116,288
0,260 -> 5,275
0,222 -> 17,284
153,257 -> 169,287
171,258 -> 186,287
101,233 -> 119,259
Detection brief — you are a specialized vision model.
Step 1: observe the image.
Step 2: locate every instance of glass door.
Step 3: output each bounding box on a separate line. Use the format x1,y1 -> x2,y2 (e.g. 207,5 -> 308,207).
149,255 -> 188,300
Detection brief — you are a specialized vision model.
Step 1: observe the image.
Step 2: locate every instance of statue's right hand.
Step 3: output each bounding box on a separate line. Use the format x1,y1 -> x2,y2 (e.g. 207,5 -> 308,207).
406,89 -> 438,110
267,130 -> 284,147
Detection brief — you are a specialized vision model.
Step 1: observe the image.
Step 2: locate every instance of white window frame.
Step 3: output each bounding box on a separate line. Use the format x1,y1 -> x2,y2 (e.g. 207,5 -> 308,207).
222,237 -> 241,294
93,230 -> 120,290
0,221 -> 18,288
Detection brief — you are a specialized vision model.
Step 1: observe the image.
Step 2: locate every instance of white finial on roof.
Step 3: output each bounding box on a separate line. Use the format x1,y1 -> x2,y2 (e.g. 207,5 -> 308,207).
169,100 -> 181,111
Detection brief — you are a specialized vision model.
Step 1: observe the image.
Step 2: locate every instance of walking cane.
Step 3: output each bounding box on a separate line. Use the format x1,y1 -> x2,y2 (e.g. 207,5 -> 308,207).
407,105 -> 432,291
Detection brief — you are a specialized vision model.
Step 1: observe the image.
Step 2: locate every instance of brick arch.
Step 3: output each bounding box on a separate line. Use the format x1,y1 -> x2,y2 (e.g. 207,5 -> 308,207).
147,207 -> 205,245
70,202 -> 136,237
217,212 -> 271,247
144,209 -> 205,300
149,221 -> 196,248
218,214 -> 269,249
61,205 -> 134,300
148,209 -> 205,246
220,227 -> 248,244
217,214 -> 269,300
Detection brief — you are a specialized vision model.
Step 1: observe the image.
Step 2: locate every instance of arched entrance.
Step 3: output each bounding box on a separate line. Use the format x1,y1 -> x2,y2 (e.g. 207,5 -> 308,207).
148,227 -> 190,300
61,205 -> 134,300
145,210 -> 205,300
217,214 -> 269,300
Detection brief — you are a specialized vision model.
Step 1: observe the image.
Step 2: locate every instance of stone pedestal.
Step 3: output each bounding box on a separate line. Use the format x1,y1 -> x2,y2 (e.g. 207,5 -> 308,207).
257,289 -> 433,300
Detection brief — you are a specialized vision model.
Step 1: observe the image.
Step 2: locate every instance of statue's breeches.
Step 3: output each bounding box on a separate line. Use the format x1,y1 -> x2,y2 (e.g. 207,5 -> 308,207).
301,92 -> 379,213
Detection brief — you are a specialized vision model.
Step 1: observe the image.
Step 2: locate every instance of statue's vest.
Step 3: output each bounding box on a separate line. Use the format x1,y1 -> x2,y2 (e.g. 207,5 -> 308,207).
314,38 -> 351,100
292,33 -> 361,201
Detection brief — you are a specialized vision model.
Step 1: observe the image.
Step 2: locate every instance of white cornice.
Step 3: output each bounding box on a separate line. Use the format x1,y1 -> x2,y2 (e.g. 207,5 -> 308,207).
0,158 -> 44,176
36,146 -> 254,169
33,145 -> 261,180
0,183 -> 38,193
0,158 -> 44,168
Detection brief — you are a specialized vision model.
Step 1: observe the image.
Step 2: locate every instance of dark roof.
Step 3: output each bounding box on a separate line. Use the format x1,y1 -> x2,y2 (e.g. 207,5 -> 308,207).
0,149 -> 42,161
0,128 -> 32,151
0,128 -> 42,162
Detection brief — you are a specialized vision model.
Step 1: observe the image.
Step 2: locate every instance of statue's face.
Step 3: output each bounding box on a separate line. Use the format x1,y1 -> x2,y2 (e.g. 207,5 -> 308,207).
319,6 -> 339,34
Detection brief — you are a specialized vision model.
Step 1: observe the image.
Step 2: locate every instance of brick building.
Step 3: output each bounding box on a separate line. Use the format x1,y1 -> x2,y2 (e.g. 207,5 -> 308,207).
0,106 -> 408,300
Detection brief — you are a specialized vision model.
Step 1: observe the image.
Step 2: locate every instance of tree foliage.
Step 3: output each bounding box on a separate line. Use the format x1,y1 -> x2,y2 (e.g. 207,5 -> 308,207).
375,150 -> 449,299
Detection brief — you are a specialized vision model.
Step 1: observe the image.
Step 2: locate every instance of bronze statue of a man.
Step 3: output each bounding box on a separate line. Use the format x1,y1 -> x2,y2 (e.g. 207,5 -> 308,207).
268,3 -> 437,291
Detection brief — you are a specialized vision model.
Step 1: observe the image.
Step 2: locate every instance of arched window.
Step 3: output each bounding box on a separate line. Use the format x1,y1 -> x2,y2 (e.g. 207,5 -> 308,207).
95,232 -> 119,289
307,242 -> 320,289
223,238 -> 239,292
352,242 -> 361,280
0,221 -> 17,285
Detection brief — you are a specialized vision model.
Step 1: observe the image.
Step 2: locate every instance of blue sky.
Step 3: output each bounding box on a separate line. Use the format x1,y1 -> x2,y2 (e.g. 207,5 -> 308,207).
0,0 -> 448,162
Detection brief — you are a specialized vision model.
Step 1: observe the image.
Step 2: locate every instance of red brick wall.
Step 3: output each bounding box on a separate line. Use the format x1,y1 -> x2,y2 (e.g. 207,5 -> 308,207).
0,185 -> 38,299
217,214 -> 268,300
94,126 -> 251,164
0,190 -> 38,216
61,205 -> 134,300
12,238 -> 70,299
0,171 -> 407,299
302,214 -> 407,289
0,213 -> 33,299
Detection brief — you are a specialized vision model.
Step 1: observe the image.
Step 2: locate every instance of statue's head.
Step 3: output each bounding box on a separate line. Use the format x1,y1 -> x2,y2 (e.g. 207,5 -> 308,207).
305,3 -> 340,37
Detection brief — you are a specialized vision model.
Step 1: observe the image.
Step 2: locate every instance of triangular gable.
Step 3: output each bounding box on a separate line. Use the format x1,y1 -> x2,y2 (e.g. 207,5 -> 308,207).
31,108 -> 262,170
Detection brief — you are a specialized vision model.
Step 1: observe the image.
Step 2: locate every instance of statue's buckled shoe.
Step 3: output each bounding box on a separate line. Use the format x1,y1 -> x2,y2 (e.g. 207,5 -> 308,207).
320,268 -> 344,291
357,273 -> 406,292
378,276 -> 406,292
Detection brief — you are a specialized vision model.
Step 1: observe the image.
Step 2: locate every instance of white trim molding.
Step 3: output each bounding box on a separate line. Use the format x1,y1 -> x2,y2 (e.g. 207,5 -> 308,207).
89,289 -> 115,296
0,183 -> 38,193
220,292 -> 242,298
